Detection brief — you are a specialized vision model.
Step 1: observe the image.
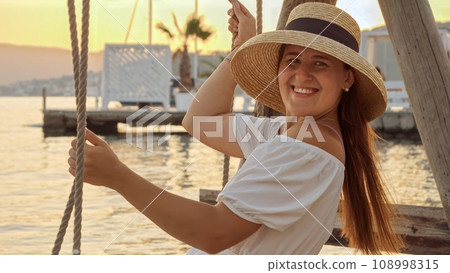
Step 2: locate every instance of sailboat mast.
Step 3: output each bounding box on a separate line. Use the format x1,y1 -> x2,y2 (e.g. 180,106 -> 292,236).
149,0 -> 153,44
193,0 -> 198,82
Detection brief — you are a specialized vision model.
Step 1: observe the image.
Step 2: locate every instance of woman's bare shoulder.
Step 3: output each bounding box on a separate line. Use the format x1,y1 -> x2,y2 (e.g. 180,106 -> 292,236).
288,124 -> 345,164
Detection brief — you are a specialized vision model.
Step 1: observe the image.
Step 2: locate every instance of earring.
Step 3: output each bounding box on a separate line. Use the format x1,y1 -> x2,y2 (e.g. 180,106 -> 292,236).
344,88 -> 349,92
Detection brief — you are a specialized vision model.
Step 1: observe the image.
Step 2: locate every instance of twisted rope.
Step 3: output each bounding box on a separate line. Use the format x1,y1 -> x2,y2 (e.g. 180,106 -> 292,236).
223,0 -> 239,188
231,0 -> 238,49
223,0 -> 263,187
256,0 -> 263,35
52,0 -> 90,255
222,154 -> 231,188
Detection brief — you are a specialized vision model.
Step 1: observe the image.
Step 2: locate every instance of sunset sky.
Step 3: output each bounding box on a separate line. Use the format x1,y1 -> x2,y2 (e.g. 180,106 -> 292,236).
1,0 -> 449,53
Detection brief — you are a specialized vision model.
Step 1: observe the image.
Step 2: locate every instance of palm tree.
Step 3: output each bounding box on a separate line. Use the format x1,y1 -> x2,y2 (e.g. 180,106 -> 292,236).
157,12 -> 214,91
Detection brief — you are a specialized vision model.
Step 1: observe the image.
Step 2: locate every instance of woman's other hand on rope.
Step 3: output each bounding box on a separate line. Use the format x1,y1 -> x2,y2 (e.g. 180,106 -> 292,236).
68,128 -> 127,189
227,0 -> 256,50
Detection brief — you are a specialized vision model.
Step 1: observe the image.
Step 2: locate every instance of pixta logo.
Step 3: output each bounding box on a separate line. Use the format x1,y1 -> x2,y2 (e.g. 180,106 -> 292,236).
126,107 -> 172,152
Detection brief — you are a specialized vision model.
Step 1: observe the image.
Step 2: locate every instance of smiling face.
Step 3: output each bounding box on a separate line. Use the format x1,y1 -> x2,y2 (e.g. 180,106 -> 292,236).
278,45 -> 354,119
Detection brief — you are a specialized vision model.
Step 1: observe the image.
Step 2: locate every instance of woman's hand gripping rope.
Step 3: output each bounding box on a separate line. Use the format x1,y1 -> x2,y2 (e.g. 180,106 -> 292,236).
68,128 -> 128,189
227,0 -> 257,50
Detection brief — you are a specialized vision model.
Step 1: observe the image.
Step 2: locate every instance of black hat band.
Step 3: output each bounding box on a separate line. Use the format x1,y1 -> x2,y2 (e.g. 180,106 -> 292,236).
285,18 -> 359,52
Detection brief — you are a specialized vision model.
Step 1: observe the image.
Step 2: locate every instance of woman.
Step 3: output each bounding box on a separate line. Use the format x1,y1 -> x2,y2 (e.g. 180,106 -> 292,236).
68,2 -> 403,254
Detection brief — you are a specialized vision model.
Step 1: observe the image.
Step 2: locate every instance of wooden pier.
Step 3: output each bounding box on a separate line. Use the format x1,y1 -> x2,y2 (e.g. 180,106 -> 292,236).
43,108 -> 420,138
43,109 -> 189,136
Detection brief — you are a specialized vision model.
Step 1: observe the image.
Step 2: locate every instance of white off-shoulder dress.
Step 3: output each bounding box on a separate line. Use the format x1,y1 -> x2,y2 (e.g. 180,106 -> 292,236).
188,114 -> 345,255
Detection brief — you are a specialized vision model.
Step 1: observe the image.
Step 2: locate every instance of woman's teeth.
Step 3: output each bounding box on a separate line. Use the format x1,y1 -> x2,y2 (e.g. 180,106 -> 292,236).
293,88 -> 316,94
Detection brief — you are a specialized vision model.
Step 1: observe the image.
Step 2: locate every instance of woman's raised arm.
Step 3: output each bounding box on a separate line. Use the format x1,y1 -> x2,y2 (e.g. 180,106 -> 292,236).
182,1 -> 256,158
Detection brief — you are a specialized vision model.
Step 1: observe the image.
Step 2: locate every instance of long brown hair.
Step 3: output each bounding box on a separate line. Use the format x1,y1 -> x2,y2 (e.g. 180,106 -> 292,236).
339,85 -> 404,254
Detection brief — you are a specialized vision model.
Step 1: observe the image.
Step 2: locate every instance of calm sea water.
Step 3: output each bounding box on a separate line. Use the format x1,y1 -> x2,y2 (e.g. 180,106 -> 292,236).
0,97 -> 441,255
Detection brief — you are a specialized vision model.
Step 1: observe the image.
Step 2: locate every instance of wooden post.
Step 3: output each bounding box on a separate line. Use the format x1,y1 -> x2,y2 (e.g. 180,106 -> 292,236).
255,0 -> 337,117
42,88 -> 47,113
378,0 -> 450,228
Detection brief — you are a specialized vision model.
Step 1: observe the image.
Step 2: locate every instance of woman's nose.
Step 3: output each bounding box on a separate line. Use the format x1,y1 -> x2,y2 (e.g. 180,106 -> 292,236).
293,63 -> 313,80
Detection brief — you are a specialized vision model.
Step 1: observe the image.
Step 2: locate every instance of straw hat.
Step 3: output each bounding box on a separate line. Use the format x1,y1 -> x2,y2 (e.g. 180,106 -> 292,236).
230,2 -> 387,121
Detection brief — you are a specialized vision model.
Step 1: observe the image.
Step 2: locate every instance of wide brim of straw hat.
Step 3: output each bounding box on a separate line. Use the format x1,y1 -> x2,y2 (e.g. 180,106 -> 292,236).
230,30 -> 387,122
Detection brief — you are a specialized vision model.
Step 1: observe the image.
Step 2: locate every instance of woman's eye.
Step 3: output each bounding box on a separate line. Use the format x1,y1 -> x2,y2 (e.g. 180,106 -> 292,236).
288,58 -> 300,63
315,61 -> 327,67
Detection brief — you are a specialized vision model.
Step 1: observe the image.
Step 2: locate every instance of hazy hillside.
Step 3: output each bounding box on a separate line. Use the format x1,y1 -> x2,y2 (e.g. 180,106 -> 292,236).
0,43 -> 103,86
